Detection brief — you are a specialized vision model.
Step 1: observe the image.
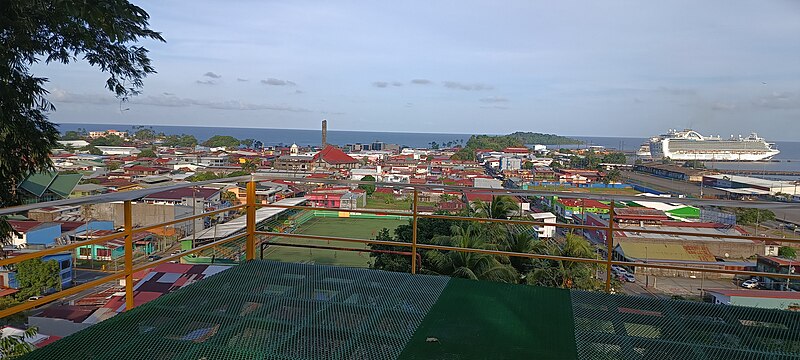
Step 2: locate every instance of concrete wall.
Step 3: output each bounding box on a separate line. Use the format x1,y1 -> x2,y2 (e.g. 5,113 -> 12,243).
86,202 -> 199,235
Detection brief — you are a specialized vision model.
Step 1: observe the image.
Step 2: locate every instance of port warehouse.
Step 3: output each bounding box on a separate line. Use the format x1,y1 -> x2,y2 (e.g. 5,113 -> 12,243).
634,163 -> 800,196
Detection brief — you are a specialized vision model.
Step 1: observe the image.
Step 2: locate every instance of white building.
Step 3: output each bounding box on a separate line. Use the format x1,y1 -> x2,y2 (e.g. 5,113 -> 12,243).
94,146 -> 140,156
530,212 -> 557,239
500,157 -> 522,171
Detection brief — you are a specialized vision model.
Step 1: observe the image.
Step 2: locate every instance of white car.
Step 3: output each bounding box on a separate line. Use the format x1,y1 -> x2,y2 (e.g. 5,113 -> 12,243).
622,273 -> 636,283
611,266 -> 628,275
741,279 -> 758,289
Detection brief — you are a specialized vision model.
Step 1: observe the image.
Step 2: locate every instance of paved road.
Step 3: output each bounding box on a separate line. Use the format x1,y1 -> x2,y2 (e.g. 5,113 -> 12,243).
648,276 -> 738,297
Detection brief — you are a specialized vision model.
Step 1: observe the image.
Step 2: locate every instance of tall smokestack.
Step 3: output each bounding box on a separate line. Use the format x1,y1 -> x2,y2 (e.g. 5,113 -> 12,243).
321,119 -> 327,148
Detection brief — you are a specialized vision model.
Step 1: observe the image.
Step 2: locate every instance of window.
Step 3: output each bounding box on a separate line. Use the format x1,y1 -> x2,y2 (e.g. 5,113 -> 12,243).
97,249 -> 112,258
60,260 -> 70,270
79,248 -> 91,257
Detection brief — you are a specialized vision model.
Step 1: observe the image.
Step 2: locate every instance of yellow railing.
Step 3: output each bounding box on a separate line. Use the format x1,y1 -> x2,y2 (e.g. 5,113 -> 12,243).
1,175 -> 799,319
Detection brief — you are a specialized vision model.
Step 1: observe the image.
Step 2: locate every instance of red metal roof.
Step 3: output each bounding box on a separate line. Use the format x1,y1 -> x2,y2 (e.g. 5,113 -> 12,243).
464,192 -> 494,202
557,198 -> 610,209
39,305 -> 96,323
7,220 -> 45,233
0,288 -> 19,297
314,145 -> 357,165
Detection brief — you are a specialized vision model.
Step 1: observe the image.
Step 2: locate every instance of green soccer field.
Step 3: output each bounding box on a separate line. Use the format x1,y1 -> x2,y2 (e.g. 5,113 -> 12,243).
260,216 -> 409,267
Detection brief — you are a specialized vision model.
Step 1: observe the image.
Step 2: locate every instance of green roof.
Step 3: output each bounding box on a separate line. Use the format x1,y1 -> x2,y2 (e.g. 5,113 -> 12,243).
17,171 -> 57,197
17,171 -> 82,199
20,261 -> 800,359
48,173 -> 83,198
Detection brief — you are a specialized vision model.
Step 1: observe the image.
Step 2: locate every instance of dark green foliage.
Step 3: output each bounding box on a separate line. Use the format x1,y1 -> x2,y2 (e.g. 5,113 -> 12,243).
240,138 -> 255,148
369,228 -> 411,272
240,159 -> 258,173
0,0 -> 162,246
137,148 -> 156,158
90,134 -> 125,146
451,134 -> 525,160
527,233 -> 601,290
61,130 -> 82,140
508,132 -> 583,145
15,258 -> 61,299
132,125 -> 155,141
86,145 -> 103,155
358,175 -> 376,195
735,208 -> 776,225
601,152 -> 627,164
0,326 -> 38,357
602,169 -> 622,184
473,195 -> 520,219
779,246 -> 797,259
426,225 -> 517,282
203,135 -> 241,148
161,134 -> 198,147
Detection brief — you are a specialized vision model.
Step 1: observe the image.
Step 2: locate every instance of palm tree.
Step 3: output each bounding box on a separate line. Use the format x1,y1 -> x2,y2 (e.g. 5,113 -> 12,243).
240,159 -> 258,173
527,233 -> 601,290
425,225 -> 517,282
473,195 -> 520,219
498,228 -> 545,278
0,326 -> 39,357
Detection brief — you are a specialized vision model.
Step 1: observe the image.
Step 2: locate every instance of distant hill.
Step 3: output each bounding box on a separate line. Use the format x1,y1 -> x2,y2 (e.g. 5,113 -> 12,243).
451,132 -> 582,160
508,132 -> 583,146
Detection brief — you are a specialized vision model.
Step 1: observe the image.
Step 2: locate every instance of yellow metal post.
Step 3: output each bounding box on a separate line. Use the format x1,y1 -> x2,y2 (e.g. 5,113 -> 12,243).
605,201 -> 615,293
246,180 -> 256,261
123,200 -> 134,311
411,189 -> 418,274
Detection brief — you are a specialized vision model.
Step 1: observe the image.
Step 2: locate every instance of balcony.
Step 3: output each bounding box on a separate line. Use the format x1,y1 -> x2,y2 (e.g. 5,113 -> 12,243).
3,176 -> 800,359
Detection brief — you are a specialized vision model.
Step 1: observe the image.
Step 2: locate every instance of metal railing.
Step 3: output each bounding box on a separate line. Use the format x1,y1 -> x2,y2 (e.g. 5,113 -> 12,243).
1,175 -> 800,319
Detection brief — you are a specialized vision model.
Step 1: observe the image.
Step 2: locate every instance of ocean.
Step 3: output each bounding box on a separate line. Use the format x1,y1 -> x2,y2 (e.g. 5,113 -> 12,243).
57,123 -> 800,173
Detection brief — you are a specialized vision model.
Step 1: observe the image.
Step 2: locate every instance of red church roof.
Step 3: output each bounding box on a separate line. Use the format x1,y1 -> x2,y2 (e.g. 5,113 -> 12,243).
314,146 -> 357,165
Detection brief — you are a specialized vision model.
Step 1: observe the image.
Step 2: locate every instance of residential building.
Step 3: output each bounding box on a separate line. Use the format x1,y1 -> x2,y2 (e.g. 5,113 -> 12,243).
273,154 -> 315,172
529,212 -> 557,239
75,230 -> 155,261
314,145 -> 359,169
16,171 -> 82,204
94,146 -> 139,156
553,198 -> 610,219
6,220 -> 62,248
756,255 -> 800,291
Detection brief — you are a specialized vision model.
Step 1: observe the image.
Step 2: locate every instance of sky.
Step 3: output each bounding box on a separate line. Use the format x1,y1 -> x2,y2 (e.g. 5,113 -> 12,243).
36,1 -> 800,140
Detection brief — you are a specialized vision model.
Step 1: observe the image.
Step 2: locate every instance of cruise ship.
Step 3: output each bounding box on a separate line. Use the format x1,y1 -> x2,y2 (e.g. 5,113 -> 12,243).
649,129 -> 779,161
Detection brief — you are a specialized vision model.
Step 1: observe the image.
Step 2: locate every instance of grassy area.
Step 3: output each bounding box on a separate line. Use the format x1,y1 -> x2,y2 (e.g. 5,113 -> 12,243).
261,216 -> 409,267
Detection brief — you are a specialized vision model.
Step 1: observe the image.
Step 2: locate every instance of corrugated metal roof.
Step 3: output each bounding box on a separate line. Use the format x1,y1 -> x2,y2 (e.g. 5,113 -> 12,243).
184,197 -> 308,241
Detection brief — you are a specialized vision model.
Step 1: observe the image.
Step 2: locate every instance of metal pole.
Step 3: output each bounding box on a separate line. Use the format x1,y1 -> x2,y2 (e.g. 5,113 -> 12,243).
411,189 -> 419,274
245,179 -> 256,261
605,201 -> 615,293
123,200 -> 134,311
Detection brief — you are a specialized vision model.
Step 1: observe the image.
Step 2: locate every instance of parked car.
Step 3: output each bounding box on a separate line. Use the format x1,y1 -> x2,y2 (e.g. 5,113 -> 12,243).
622,273 -> 636,283
611,265 -> 628,275
147,255 -> 162,261
27,296 -> 43,301
741,279 -> 759,289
